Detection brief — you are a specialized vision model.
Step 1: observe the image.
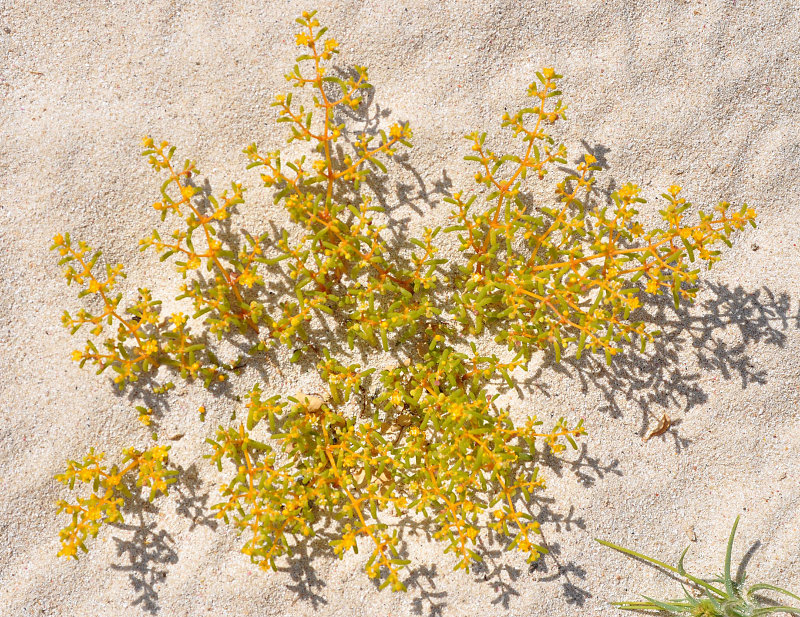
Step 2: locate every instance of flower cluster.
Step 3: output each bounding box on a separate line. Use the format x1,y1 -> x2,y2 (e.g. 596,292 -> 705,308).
55,446 -> 176,559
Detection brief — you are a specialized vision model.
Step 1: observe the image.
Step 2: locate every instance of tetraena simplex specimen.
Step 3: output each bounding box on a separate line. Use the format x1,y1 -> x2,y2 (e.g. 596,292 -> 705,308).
53,10 -> 756,591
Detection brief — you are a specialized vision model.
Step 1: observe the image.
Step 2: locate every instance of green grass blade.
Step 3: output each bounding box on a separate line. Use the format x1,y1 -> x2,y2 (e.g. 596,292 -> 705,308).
724,516 -> 741,596
748,583 -> 800,603
752,607 -> 800,616
639,595 -> 691,613
612,601 -> 660,610
596,539 -> 725,597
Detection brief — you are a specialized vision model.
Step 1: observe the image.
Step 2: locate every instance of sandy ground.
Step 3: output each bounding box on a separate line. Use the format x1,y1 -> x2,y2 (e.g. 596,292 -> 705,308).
1,0 -> 799,615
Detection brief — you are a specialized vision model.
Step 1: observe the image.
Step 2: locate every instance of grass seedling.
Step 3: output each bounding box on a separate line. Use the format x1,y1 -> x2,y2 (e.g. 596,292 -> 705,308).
598,517 -> 800,615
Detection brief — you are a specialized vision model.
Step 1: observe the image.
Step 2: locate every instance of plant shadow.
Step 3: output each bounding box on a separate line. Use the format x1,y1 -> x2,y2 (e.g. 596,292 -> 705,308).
278,536 -> 331,610
110,507 -> 177,615
525,280 -> 794,450
469,502 -> 591,609
105,467 -> 219,614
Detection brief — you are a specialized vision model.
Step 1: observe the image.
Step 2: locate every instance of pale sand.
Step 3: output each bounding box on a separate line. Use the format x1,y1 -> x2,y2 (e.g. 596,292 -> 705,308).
1,1 -> 799,615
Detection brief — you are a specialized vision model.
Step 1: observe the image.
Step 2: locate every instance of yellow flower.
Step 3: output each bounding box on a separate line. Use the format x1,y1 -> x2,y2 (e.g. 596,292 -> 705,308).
617,183 -> 640,201
141,340 -> 158,356
449,402 -> 466,419
322,38 -> 338,58
58,543 -> 78,559
296,32 -> 310,46
138,409 -> 153,426
238,268 -> 259,289
170,312 -> 187,328
625,295 -> 641,310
